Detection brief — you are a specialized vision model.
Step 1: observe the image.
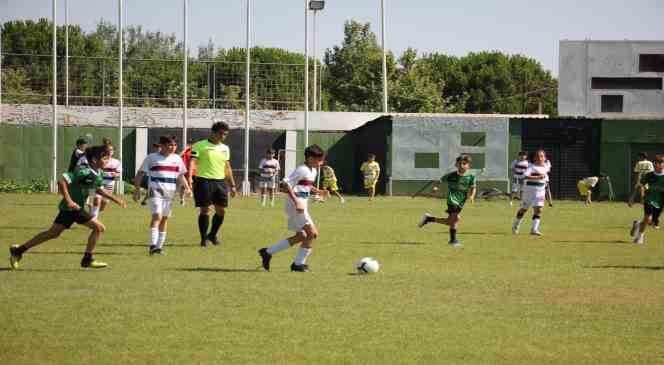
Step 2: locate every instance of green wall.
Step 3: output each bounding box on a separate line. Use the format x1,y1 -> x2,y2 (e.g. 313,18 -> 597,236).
600,120 -> 664,200
392,180 -> 508,196
0,125 -> 136,182
296,131 -> 356,192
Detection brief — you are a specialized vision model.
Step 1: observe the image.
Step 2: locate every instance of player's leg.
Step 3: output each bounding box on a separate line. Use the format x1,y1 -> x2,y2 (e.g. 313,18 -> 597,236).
291,224 -> 317,272
447,212 -> 461,246
531,206 -> 543,235
652,206 -> 661,229
260,186 -> 267,206
513,207 -> 528,234
90,195 -> 102,219
206,180 -> 229,245
193,178 -> 212,246
80,218 -> 107,268
634,203 -> 654,244
269,186 -> 276,206
258,231 -> 306,271
9,223 -> 67,269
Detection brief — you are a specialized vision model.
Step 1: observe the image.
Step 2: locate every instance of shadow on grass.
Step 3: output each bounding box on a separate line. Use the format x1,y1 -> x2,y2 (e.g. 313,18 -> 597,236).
358,241 -> 425,245
30,251 -> 130,256
170,267 -> 262,273
0,226 -> 43,230
456,232 -> 511,236
586,265 -> 664,271
553,240 -> 628,244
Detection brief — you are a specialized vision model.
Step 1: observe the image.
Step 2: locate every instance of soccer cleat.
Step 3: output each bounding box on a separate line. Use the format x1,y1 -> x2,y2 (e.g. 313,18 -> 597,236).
9,245 -> 23,270
207,235 -> 220,246
80,258 -> 108,269
630,220 -> 639,237
512,224 -> 520,234
340,198 -> 346,204
448,239 -> 462,248
258,248 -> 272,271
200,239 -> 207,247
418,213 -> 432,228
530,230 -> 543,236
290,263 -> 310,272
633,235 -> 645,244
149,246 -> 163,256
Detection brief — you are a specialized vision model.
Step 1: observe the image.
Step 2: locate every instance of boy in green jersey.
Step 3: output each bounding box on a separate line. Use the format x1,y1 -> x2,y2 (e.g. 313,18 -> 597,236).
630,154 -> 664,244
418,155 -> 476,247
9,146 -> 126,269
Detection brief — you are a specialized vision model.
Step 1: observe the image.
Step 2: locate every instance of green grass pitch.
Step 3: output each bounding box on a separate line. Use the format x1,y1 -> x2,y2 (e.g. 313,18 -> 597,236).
1,194 -> 663,364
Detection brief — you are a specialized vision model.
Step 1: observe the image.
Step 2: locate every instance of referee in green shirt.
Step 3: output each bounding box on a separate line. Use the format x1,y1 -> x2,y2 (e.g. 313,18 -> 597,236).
188,122 -> 238,246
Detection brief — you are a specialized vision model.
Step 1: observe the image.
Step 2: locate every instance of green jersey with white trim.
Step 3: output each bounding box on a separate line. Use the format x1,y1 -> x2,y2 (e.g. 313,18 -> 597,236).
58,168 -> 103,211
441,171 -> 476,208
641,171 -> 664,209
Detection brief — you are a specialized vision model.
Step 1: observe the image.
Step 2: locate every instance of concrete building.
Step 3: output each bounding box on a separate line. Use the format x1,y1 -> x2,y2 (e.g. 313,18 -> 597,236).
558,40 -> 664,118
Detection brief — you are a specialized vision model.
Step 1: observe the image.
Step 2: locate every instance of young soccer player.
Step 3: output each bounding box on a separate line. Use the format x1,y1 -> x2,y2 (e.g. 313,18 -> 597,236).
68,137 -> 88,172
418,154 -> 476,247
9,146 -> 126,269
512,150 -> 549,236
629,152 -> 655,207
258,149 -> 281,207
133,136 -> 190,255
141,143 -> 162,206
90,137 -> 122,219
360,153 -> 380,201
577,175 -> 607,206
629,154 -> 664,244
510,151 -> 529,206
258,145 -> 329,272
321,162 -> 345,203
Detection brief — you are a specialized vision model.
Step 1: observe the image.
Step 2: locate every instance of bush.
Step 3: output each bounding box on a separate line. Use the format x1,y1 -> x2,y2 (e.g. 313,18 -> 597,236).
0,179 -> 50,193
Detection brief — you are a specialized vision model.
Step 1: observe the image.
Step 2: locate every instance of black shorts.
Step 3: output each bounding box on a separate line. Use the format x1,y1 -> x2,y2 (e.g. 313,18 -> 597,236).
644,203 -> 662,217
193,177 -> 228,207
446,204 -> 463,214
54,209 -> 93,229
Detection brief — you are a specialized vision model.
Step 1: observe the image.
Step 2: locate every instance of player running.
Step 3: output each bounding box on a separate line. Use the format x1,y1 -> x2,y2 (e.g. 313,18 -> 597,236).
90,137 -> 122,219
629,152 -> 655,207
629,154 -> 664,244
512,149 -> 549,236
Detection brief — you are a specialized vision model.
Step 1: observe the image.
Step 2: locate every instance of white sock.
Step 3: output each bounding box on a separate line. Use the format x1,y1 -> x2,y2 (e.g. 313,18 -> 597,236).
294,247 -> 312,265
261,194 -> 267,206
158,231 -> 167,249
90,206 -> 100,219
270,194 -> 275,205
513,217 -> 523,228
150,227 -> 159,248
532,218 -> 541,232
266,239 -> 290,255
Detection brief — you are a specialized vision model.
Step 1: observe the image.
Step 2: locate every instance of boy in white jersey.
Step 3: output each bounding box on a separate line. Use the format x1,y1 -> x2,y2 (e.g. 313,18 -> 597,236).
509,151 -> 529,206
133,136 -> 191,255
258,145 -> 328,272
91,138 -> 122,219
258,149 -> 280,207
512,150 -> 548,236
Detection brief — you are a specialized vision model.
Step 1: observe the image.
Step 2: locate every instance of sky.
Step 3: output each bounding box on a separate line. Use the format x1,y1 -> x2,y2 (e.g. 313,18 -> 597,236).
2,0 -> 663,76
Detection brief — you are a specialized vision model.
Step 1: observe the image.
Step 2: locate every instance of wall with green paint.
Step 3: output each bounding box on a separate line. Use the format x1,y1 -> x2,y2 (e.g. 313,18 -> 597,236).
392,180 -> 508,196
600,120 -> 664,200
295,131 -> 356,192
0,125 -> 136,182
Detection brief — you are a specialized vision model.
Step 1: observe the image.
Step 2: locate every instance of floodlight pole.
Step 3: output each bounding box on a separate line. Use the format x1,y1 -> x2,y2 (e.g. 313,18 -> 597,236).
304,0 -> 309,147
380,0 -> 388,113
312,10 -> 317,112
242,0 -> 252,196
117,0 -> 124,192
51,0 -> 58,193
65,0 -> 69,107
183,0 -> 188,151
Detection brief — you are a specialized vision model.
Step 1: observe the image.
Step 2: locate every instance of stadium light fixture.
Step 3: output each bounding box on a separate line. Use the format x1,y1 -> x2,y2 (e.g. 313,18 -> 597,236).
309,0 -> 325,11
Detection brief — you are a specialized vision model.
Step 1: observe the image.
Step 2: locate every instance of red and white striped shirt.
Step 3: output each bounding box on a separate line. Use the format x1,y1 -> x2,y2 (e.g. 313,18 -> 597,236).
140,153 -> 187,199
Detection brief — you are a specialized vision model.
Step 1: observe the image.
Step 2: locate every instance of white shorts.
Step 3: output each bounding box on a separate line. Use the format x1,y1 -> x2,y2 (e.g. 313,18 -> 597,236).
285,198 -> 314,232
149,197 -> 174,217
521,188 -> 546,209
511,177 -> 524,193
258,177 -> 277,189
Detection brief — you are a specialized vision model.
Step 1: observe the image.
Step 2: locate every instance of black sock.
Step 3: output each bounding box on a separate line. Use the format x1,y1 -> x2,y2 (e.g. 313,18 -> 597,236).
16,245 -> 28,255
82,252 -> 93,261
198,214 -> 210,241
209,214 -> 225,238
450,228 -> 457,241
516,212 -> 525,219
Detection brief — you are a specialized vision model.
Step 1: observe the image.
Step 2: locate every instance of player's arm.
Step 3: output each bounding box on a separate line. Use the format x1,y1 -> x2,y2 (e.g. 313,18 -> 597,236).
95,186 -> 126,208
58,175 -> 79,210
225,161 -> 237,197
132,171 -> 145,202
177,174 -> 192,196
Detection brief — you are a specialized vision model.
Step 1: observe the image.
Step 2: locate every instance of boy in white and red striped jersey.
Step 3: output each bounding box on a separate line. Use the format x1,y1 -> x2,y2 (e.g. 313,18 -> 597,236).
258,145 -> 329,272
91,137 -> 122,219
133,136 -> 191,255
509,151 -> 529,206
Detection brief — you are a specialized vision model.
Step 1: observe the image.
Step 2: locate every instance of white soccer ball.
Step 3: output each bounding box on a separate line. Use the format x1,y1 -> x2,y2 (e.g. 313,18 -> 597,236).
356,257 -> 380,274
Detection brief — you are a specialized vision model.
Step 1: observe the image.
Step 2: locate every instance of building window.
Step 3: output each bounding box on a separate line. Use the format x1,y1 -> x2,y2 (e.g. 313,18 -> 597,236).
460,132 -> 486,147
601,95 -> 623,113
591,77 -> 662,90
414,153 -> 439,168
639,54 -> 664,72
462,153 -> 485,169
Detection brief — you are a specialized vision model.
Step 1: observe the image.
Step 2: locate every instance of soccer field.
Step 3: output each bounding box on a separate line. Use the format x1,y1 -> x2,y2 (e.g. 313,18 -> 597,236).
1,194 -> 663,365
